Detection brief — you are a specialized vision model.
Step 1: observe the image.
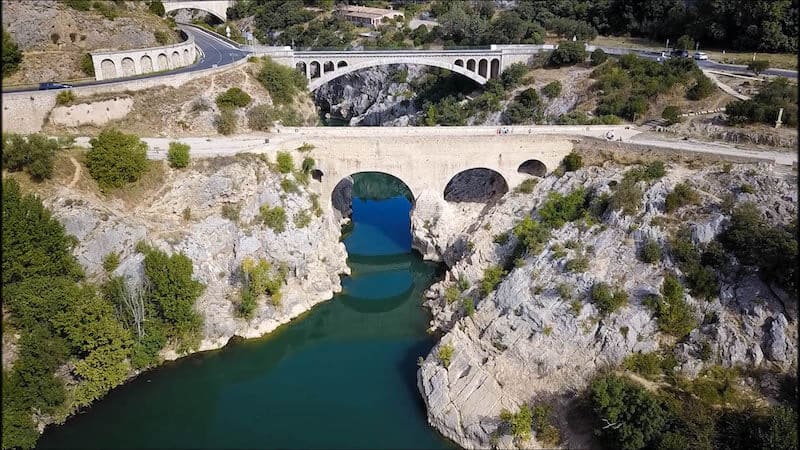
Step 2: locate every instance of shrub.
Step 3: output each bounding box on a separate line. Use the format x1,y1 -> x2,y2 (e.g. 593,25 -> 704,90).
221,203 -> 240,222
623,352 -> 662,380
102,252 -> 120,273
1,133 -> 60,181
148,0 -> 165,16
739,183 -> 755,194
532,404 -> 560,446
589,374 -> 667,450
280,178 -> 299,193
301,156 -> 315,173
153,30 -> 169,45
566,254 -> 589,272
645,274 -> 698,338
438,343 -> 454,367
238,257 -> 286,317
591,282 -> 628,316
640,238 -> 662,263
563,152 -> 583,172
515,178 -> 538,194
2,29 -> 23,76
726,78 -> 797,127
167,142 -> 190,168
276,151 -> 293,173
664,182 -> 699,213
92,1 -> 118,20
513,217 -> 551,254
719,202 -> 797,296
549,41 -> 587,66
462,297 -> 475,316
542,80 -> 562,98
590,48 -> 607,66
661,105 -> 682,125
215,109 -> 237,135
65,0 -> 91,10
609,177 -> 643,215
500,405 -> 533,442
501,62 -> 528,88
55,90 -> 76,105
50,32 -> 60,44
445,285 -> 460,304
260,205 -> 287,232
481,265 -> 507,296
86,129 -> 148,190
246,104 -> 275,131
747,60 -> 770,76
538,187 -> 588,228
687,72 -> 715,101
215,87 -> 252,109
79,53 -> 94,76
256,57 -> 308,105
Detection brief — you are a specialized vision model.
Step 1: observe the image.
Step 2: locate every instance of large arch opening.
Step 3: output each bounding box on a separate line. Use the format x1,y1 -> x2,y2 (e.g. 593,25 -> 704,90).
517,159 -> 547,177
331,172 -> 414,219
166,7 -> 225,25
121,57 -> 135,76
296,61 -> 307,76
444,168 -> 509,203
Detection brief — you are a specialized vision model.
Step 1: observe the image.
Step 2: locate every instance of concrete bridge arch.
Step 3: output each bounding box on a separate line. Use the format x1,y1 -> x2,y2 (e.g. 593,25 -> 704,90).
303,56 -> 496,91
162,0 -> 232,22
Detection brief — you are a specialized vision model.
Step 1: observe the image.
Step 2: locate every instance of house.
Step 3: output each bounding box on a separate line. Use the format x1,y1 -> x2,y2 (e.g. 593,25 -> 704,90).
336,5 -> 404,29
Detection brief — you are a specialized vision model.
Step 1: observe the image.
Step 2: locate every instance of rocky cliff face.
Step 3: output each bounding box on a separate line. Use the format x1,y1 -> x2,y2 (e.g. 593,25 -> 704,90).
42,154 -> 348,357
412,159 -> 797,449
314,64 -> 425,126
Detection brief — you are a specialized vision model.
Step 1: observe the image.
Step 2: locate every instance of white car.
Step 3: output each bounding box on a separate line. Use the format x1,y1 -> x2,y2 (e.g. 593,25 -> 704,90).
693,52 -> 709,60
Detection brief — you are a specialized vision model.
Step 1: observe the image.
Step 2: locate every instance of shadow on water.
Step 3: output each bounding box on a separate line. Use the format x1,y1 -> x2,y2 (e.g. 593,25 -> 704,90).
37,174 -> 456,450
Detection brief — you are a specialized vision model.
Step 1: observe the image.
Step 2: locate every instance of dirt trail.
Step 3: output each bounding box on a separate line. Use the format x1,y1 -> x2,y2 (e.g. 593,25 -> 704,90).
68,157 -> 81,188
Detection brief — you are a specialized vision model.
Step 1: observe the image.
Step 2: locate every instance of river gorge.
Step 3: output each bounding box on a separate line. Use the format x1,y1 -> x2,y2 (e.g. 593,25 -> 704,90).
38,173 -> 455,449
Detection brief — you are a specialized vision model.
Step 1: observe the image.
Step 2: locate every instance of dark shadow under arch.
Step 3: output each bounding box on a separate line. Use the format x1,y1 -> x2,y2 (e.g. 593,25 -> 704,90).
517,159 -> 547,177
331,172 -> 415,218
444,168 -> 509,203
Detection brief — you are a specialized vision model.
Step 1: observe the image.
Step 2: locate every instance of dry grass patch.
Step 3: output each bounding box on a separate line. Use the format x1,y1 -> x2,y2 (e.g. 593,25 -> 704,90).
106,160 -> 167,208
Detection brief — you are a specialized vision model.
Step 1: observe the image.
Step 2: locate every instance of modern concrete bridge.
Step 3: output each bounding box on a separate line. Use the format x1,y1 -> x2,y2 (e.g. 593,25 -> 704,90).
259,45 -> 554,91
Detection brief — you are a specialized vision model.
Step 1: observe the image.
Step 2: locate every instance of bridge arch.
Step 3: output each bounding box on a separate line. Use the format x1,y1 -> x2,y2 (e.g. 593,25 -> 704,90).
157,53 -> 169,70
337,60 -> 347,68
163,0 -> 230,22
309,61 -> 321,78
443,168 -> 509,203
331,171 -> 415,218
478,59 -> 488,77
305,58 -> 488,91
490,58 -> 500,78
323,61 -> 334,73
466,59 -> 476,72
100,59 -> 116,79
140,55 -> 153,73
517,159 -> 547,177
171,51 -> 181,67
121,57 -> 136,76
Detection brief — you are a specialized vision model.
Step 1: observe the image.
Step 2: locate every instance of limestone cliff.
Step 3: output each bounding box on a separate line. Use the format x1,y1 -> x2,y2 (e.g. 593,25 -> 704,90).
40,154 -> 348,358
412,154 -> 797,449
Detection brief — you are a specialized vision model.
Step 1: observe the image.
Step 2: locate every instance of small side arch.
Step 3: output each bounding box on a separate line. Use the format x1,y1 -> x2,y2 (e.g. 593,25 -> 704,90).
466,59 -> 476,72
455,59 -> 464,67
490,58 -> 500,78
323,61 -> 334,73
140,55 -> 153,73
337,60 -> 348,68
120,57 -> 135,76
309,61 -> 321,79
478,59 -> 488,77
100,59 -> 116,79
517,159 -> 547,177
157,53 -> 169,70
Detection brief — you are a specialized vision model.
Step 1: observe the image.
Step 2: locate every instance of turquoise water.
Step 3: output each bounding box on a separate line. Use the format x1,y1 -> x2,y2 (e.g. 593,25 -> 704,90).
37,179 -> 454,449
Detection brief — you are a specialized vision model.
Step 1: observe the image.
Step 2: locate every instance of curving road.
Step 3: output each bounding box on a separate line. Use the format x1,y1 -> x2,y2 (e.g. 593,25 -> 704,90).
2,30 -> 795,94
1,25 -> 250,93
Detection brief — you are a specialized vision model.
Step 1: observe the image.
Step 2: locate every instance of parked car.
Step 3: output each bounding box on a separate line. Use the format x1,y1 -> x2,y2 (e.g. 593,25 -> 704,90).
693,51 -> 709,60
38,82 -> 73,90
670,49 -> 690,58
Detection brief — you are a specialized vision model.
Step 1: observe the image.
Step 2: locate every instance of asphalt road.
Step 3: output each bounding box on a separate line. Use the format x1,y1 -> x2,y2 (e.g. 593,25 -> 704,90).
1,25 -> 250,94
596,46 -> 797,79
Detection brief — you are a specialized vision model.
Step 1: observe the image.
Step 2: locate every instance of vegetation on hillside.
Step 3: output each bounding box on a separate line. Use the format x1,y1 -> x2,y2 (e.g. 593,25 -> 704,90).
2,28 -> 22,77
86,129 -> 149,190
726,77 -> 797,127
1,133 -> 60,181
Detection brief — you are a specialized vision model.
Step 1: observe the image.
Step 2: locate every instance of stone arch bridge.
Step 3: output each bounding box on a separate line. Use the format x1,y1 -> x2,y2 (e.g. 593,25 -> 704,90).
261,45 -> 554,91
272,133 -> 575,215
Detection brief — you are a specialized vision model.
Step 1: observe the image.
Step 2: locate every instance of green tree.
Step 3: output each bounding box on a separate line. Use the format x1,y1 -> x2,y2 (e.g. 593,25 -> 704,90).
501,62 -> 528,88
661,105 -> 682,125
148,0 -> 165,16
256,57 -> 307,105
215,87 -> 252,109
646,274 -> 698,337
2,28 -> 23,77
747,60 -> 770,76
589,374 -> 667,450
1,133 -> 60,180
80,53 -> 95,77
591,48 -> 608,66
86,129 -> 149,190
549,41 -> 587,66
167,142 -> 190,168
675,34 -> 694,50
500,405 -> 533,441
142,247 -> 205,352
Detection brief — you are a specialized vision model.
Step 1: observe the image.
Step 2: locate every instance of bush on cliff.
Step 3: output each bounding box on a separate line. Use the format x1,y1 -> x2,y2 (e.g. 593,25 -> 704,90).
2,28 -> 23,77
256,57 -> 308,106
167,142 -> 190,168
86,129 -> 149,190
1,133 -> 60,181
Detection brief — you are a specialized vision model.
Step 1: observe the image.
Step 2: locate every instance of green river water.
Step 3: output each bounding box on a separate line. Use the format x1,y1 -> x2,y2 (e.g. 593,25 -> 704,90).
38,174 -> 455,449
